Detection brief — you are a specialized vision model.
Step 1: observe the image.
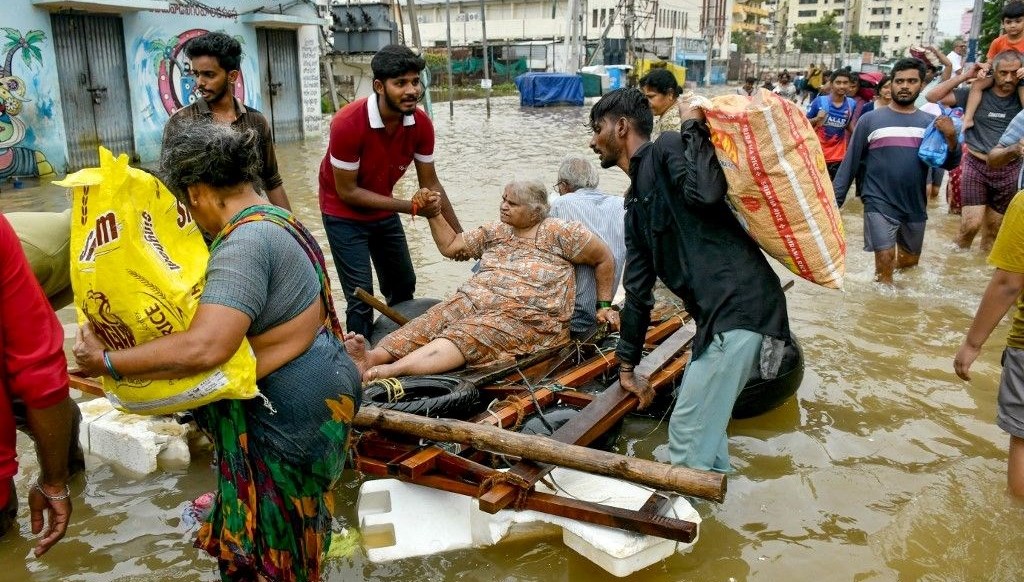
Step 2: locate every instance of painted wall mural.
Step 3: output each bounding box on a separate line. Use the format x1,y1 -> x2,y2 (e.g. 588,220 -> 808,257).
142,28 -> 246,116
0,27 -> 54,179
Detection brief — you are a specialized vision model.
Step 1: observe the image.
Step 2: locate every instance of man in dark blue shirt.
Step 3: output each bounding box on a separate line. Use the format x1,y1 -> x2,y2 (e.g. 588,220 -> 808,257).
588,88 -> 790,473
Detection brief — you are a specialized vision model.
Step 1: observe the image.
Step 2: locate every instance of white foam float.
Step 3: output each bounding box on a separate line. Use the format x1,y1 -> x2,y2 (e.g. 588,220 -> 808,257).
76,397 -> 193,474
357,467 -> 701,577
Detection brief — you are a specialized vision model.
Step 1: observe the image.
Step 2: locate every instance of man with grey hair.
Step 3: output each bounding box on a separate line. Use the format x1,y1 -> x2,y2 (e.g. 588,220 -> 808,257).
550,155 -> 627,338
929,53 -> 1024,250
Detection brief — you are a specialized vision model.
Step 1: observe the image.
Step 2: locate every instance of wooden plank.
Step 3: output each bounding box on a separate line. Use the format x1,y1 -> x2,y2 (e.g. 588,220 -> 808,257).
354,287 -> 409,325
638,491 -> 673,517
551,391 -> 594,407
68,373 -> 104,397
397,447 -> 443,480
478,322 -> 698,513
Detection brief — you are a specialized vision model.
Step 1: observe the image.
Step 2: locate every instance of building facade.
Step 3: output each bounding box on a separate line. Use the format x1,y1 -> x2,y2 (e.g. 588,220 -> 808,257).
4,0 -> 326,180
396,0 -> 733,68
769,0 -> 940,59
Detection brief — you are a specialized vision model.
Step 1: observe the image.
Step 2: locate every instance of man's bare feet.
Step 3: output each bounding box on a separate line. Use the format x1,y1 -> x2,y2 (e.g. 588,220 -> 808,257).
343,332 -> 371,378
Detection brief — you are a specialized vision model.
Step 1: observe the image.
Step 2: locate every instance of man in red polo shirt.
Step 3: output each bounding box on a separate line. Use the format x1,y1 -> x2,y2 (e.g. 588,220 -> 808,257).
319,45 -> 461,338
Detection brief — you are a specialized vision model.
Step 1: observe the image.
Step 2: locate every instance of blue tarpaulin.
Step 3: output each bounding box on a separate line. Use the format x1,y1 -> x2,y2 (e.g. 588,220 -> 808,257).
514,73 -> 584,107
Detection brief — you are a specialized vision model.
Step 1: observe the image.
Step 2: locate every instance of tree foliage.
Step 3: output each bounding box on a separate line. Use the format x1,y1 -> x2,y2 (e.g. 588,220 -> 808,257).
733,31 -> 755,54
794,14 -> 841,53
979,0 -> 1005,60
850,34 -> 881,54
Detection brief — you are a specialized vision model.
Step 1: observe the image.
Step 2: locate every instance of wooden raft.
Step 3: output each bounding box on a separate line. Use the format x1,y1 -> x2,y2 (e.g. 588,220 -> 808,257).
351,307 -> 711,543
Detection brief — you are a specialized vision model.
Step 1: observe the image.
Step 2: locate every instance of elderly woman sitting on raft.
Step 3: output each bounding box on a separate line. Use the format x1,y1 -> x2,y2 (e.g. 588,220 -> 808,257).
346,180 -> 618,381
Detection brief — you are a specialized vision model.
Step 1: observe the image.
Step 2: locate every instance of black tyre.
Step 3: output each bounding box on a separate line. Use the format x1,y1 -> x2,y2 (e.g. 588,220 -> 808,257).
370,298 -> 441,346
732,336 -> 805,419
363,375 -> 480,419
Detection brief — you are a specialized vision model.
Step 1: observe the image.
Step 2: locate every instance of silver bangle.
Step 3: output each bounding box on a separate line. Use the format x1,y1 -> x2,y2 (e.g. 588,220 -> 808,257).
34,482 -> 71,501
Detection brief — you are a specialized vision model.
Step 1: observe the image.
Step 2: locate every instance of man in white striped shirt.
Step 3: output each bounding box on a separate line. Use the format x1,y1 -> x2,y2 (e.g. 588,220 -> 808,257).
550,155 -> 627,338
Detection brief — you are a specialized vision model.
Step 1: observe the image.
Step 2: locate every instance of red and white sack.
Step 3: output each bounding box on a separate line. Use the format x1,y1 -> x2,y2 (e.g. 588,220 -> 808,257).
696,89 -> 846,289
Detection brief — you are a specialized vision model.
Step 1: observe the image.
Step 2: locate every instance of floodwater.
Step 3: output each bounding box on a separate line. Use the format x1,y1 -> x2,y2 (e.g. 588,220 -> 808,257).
4,95 -> 1024,581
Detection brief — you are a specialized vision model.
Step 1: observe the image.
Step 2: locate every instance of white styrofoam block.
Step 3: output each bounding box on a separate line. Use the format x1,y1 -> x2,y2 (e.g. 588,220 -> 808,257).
79,397 -> 191,474
356,467 -> 701,577
357,479 -> 478,562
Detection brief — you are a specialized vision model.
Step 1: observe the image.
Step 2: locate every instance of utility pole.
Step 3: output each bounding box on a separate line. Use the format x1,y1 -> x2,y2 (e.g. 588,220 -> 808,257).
480,0 -> 491,118
405,0 -> 421,48
624,0 -> 636,71
968,0 -> 983,63
701,0 -> 716,87
445,0 -> 454,117
563,0 -> 583,73
839,0 -> 851,68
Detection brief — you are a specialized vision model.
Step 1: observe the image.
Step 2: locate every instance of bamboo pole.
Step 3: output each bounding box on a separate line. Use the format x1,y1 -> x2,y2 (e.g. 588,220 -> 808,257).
353,406 -> 726,502
354,287 -> 409,325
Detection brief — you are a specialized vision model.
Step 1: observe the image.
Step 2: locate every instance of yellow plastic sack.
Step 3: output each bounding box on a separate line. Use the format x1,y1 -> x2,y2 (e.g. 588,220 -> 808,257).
59,147 -> 257,415
701,89 -> 847,289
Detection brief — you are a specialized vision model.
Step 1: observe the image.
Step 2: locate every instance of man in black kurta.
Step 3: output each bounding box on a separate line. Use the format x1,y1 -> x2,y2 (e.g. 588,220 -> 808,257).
589,88 -> 790,472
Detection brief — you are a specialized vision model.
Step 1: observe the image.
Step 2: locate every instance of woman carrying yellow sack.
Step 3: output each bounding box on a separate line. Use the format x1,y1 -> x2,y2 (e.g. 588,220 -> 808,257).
73,121 -> 361,582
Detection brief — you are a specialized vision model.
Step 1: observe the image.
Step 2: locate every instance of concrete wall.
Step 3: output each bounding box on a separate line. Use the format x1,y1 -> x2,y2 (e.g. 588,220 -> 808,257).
0,9 -> 68,179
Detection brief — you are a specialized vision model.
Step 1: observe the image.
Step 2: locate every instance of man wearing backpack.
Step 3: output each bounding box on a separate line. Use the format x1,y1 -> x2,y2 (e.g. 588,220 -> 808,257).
807,70 -> 857,180
833,58 -> 960,284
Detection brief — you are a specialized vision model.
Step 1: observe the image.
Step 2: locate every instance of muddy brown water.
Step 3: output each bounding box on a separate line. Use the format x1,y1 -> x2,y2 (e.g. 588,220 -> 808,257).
4,95 -> 1024,581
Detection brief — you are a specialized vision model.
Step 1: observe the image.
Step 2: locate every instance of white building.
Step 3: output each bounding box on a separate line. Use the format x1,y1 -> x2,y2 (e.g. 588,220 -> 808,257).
854,0 -> 939,57
772,0 -> 940,58
396,0 -> 733,66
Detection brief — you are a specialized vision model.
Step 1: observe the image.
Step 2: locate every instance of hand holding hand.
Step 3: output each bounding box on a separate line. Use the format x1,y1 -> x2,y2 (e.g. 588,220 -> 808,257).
411,188 -> 442,218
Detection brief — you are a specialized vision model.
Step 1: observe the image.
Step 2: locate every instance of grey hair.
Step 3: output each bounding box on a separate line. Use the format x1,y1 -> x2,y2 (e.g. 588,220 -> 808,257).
505,180 -> 550,219
557,155 -> 600,191
159,119 -> 262,202
992,49 -> 1024,71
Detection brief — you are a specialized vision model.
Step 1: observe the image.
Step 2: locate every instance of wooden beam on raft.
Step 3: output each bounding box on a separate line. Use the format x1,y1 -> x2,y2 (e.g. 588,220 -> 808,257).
354,287 -> 410,325
351,406 -> 725,502
476,320 -> 698,513
68,371 -> 104,397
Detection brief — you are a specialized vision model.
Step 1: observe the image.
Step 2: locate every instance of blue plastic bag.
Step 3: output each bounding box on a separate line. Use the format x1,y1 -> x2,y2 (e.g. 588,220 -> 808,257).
918,106 -> 964,168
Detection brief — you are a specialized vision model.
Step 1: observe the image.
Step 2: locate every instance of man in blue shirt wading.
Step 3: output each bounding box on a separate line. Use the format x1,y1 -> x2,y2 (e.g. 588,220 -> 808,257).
832,58 -> 960,285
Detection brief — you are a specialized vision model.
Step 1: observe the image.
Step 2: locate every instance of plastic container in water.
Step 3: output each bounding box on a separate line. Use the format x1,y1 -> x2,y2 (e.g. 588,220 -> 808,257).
607,67 -> 624,90
578,72 -> 602,97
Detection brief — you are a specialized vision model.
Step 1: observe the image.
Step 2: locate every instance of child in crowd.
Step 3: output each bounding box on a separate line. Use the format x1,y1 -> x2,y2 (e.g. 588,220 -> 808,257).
962,1 -> 1024,128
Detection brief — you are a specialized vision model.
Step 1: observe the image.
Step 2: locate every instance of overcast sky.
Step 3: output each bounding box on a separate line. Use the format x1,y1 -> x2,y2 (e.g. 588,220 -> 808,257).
938,0 -> 975,36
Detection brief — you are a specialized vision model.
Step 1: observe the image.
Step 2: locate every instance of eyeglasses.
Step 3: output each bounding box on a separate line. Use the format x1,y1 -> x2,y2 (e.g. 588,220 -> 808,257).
553,180 -> 565,191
